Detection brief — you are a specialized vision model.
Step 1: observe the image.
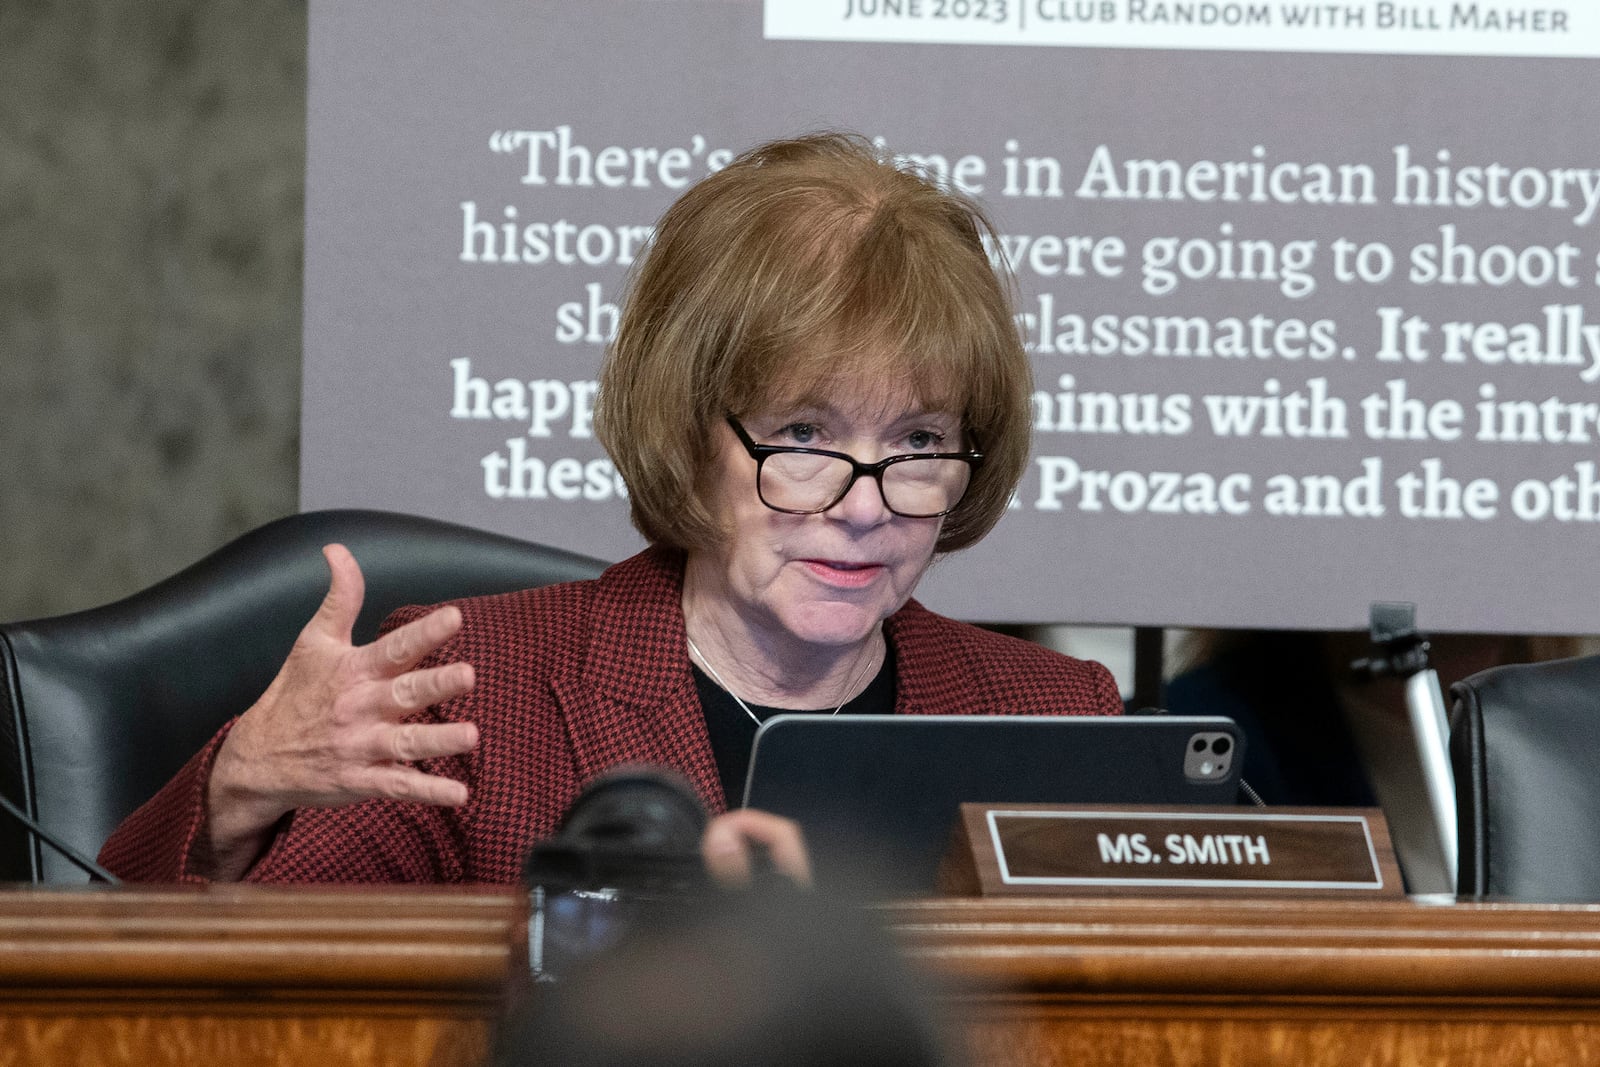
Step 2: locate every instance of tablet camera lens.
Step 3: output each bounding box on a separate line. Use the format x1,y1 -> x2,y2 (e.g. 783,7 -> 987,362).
1183,731 -> 1235,782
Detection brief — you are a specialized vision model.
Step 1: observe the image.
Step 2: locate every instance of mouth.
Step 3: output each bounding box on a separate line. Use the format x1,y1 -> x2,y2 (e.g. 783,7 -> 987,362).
800,559 -> 886,588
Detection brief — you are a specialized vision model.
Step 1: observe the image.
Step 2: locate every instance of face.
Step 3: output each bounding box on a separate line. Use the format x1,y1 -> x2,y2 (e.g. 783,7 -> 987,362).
684,390 -> 962,665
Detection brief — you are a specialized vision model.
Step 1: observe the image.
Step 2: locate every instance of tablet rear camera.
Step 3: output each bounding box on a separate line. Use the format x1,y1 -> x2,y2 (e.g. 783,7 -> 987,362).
1183,732 -> 1235,782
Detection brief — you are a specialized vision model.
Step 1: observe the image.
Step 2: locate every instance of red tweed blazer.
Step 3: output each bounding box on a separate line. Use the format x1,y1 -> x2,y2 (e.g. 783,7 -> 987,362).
100,546 -> 1121,884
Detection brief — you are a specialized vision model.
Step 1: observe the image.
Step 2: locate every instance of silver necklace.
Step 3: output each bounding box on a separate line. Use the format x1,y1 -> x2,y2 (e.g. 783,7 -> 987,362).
685,632 -> 880,727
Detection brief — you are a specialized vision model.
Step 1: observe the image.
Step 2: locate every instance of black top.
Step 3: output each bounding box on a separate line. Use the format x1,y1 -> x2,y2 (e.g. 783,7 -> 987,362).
694,652 -> 897,807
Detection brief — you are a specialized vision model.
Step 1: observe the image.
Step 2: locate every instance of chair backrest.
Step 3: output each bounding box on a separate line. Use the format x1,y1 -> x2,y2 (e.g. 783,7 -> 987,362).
1449,654 -> 1600,902
0,509 -> 608,884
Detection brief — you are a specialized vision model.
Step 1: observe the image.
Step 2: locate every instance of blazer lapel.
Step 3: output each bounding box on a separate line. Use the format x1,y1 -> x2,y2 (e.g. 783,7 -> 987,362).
558,547 -> 726,814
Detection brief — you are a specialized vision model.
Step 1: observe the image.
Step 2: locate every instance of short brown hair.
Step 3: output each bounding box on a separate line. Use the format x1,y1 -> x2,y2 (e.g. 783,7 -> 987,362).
596,132 -> 1029,553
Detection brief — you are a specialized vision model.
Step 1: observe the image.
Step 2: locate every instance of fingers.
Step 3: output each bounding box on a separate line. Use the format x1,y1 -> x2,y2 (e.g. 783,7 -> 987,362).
356,604 -> 465,678
388,661 -> 475,712
309,544 -> 366,644
384,720 -> 479,763
358,764 -> 471,808
305,544 -> 465,683
325,723 -> 478,806
701,809 -> 813,889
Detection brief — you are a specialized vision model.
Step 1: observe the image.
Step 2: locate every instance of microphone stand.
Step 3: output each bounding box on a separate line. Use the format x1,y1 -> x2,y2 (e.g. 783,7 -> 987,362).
1350,602 -> 1456,896
0,790 -> 121,884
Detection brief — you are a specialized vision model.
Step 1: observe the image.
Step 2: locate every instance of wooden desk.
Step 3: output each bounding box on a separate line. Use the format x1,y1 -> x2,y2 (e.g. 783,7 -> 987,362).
6,887 -> 1600,1065
887,895 -> 1600,1066
0,886 -> 518,1067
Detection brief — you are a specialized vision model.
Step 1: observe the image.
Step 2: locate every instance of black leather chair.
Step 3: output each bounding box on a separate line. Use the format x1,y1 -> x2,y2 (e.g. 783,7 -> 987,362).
0,509 -> 607,884
1450,654 -> 1600,902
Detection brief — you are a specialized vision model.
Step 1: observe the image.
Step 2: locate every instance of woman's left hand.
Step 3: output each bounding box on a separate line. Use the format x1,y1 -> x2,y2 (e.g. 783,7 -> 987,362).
700,808 -> 813,889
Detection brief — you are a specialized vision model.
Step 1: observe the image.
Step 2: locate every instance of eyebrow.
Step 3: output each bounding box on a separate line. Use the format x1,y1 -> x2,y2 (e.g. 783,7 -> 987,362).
767,395 -> 958,424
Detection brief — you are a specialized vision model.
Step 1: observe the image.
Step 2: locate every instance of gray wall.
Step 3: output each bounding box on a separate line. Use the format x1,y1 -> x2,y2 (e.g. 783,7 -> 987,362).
0,0 -> 307,621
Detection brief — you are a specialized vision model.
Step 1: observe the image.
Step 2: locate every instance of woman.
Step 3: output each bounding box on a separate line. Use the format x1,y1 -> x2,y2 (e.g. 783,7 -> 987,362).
99,133 -> 1121,885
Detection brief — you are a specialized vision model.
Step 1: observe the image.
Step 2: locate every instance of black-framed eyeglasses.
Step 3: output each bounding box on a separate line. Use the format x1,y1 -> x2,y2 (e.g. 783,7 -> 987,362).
726,416 -> 984,518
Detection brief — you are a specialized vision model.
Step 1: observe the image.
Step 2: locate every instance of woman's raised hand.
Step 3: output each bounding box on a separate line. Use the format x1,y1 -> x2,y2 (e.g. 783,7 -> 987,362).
203,544 -> 479,879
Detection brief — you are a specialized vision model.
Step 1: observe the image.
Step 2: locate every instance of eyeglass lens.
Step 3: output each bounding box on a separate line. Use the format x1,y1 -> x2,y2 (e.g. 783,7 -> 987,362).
759,452 -> 972,516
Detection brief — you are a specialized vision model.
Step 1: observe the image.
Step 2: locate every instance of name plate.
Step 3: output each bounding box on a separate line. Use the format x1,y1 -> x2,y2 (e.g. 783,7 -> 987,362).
939,804 -> 1403,898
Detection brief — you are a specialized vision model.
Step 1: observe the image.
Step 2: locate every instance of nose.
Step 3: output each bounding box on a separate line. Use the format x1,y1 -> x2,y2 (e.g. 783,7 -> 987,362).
826,469 -> 893,527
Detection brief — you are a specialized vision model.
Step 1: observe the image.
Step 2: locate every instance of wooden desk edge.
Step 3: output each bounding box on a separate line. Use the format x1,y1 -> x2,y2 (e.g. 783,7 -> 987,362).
881,894 -> 1600,1001
8,885 -> 1600,1004
0,884 -> 526,994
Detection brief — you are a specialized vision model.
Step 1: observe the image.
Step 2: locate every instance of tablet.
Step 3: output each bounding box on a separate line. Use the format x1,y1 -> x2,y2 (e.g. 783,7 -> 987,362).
742,714 -> 1245,892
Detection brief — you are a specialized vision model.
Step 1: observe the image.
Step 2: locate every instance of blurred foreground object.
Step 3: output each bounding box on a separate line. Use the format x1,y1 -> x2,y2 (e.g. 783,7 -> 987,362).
493,886 -> 956,1067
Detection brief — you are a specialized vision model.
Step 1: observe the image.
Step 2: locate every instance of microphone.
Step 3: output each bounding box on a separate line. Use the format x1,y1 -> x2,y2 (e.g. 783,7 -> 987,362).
521,767 -> 710,981
523,766 -> 709,895
0,790 -> 121,883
